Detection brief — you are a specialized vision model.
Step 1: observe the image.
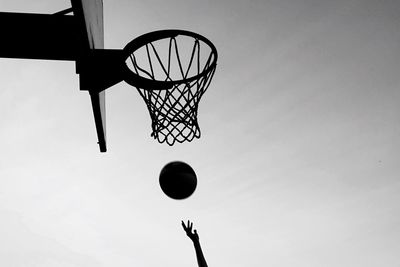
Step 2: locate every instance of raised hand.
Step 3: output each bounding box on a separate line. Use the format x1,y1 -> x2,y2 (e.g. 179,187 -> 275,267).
182,220 -> 199,242
181,220 -> 208,267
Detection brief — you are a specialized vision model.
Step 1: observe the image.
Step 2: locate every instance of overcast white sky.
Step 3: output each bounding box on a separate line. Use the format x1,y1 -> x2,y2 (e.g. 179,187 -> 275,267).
1,0 -> 400,266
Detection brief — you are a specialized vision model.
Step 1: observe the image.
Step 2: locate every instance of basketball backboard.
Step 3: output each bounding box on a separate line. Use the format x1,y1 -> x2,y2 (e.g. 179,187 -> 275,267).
70,0 -> 106,152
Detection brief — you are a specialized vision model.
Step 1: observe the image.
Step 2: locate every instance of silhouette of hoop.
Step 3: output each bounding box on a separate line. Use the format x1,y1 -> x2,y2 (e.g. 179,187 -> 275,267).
122,30 -> 218,145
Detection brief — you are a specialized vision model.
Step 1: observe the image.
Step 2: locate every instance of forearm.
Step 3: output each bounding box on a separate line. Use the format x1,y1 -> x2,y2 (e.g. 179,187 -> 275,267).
193,240 -> 208,267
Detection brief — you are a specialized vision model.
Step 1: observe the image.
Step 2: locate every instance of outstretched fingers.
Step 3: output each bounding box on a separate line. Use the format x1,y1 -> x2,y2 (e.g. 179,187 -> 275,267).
182,220 -> 193,231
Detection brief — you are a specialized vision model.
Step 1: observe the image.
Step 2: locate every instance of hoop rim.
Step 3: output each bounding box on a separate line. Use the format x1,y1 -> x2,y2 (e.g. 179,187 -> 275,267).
122,29 -> 218,90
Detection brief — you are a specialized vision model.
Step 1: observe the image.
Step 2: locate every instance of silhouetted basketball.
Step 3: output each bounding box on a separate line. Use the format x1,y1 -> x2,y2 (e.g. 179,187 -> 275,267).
159,161 -> 197,200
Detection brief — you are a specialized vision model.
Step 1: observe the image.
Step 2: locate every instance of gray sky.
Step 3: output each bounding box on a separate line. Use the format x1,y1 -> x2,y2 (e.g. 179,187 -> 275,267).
1,0 -> 400,266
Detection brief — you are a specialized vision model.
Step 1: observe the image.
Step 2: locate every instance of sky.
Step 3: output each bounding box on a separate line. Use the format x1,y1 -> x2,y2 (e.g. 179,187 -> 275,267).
0,0 -> 400,266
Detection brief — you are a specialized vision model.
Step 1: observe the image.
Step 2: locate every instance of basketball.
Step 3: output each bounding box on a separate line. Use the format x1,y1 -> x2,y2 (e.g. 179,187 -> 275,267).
159,161 -> 197,200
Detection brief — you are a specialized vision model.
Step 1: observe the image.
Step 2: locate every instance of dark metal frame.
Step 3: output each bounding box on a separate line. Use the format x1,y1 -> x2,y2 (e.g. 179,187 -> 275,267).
0,10 -> 123,152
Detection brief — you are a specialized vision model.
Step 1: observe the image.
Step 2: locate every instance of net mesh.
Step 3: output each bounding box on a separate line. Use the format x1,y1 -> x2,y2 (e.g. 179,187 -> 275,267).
126,35 -> 217,145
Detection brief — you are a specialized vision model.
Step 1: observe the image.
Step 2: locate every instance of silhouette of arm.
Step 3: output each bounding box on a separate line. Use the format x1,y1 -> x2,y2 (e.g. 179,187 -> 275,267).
182,220 -> 208,267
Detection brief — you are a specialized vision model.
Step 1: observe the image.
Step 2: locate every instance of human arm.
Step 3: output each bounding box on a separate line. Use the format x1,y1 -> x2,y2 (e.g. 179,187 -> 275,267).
182,220 -> 208,267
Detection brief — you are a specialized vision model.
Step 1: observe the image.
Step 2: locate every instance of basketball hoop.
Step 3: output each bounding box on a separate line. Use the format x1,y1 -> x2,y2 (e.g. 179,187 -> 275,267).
122,30 -> 218,145
0,1 -> 219,151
